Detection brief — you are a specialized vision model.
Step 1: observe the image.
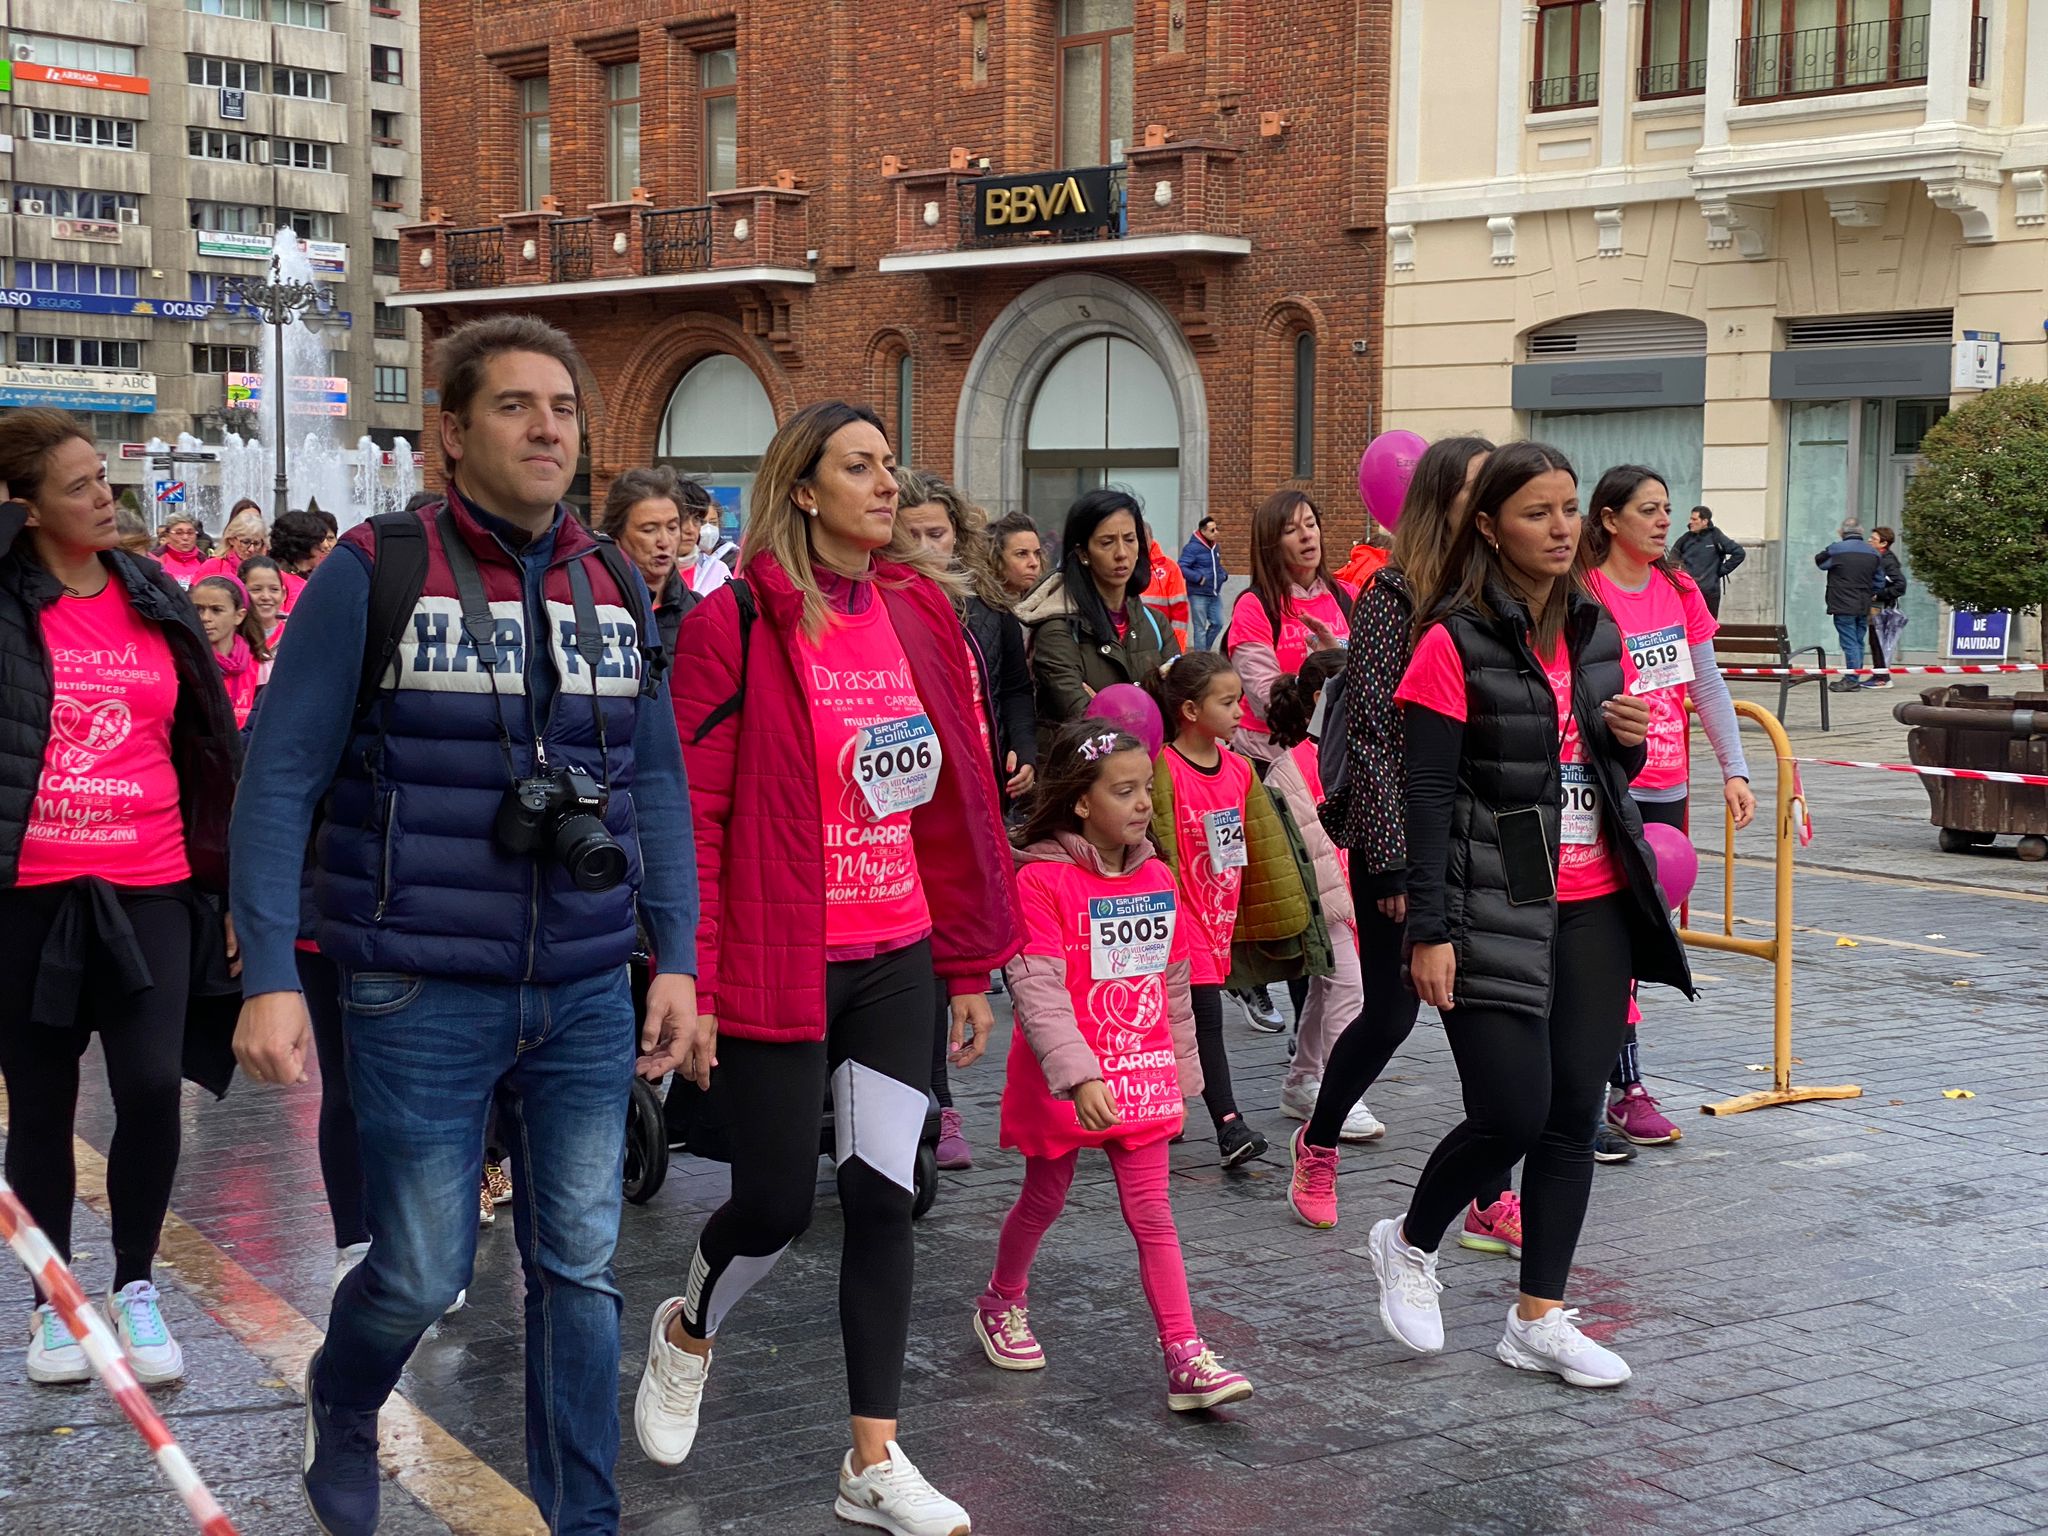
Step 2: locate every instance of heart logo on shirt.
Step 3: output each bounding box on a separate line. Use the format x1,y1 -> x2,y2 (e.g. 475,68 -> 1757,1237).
47,695 -> 133,773
1087,977 -> 1164,1044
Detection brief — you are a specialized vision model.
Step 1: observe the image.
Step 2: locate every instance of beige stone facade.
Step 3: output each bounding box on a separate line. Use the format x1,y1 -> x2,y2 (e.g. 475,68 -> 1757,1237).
1384,0 -> 2041,653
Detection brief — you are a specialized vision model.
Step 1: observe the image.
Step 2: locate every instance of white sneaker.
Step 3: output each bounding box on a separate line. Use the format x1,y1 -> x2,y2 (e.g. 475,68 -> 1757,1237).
1339,1100 -> 1387,1143
1278,1077 -> 1320,1121
1367,1217 -> 1444,1353
331,1242 -> 370,1297
834,1440 -> 971,1536
26,1304 -> 90,1385
106,1281 -> 183,1384
1496,1306 -> 1631,1388
635,1296 -> 711,1467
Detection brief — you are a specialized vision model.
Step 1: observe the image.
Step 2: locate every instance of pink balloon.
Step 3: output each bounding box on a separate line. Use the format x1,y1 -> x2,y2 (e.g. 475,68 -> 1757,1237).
1642,821 -> 1699,909
1084,684 -> 1164,761
1358,430 -> 1429,532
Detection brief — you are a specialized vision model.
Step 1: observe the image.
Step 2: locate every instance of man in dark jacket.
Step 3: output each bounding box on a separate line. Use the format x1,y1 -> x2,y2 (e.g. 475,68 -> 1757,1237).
1178,516 -> 1229,649
1672,506 -> 1745,617
1814,518 -> 1889,691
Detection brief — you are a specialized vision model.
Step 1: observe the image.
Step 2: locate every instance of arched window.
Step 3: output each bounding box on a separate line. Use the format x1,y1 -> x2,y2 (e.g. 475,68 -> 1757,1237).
655,353 -> 776,529
1023,334 -> 1179,537
896,349 -> 915,466
1292,329 -> 1316,480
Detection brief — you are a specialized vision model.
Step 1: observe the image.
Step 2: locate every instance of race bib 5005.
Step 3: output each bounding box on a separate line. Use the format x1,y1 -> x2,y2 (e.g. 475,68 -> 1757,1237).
1089,890 -> 1177,980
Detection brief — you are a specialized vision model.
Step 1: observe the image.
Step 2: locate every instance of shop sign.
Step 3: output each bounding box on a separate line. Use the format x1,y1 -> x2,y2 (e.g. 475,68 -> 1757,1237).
220,86 -> 246,121
0,289 -> 213,320
971,166 -> 1116,239
305,240 -> 348,278
1946,608 -> 2011,661
227,371 -> 351,416
0,364 -> 156,411
199,230 -> 272,260
0,61 -> 13,92
12,60 -> 150,96
1952,331 -> 2001,390
53,217 -> 121,244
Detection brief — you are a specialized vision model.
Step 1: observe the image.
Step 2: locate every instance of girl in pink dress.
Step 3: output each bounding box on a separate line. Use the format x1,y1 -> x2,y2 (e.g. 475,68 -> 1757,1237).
975,721 -> 1253,1412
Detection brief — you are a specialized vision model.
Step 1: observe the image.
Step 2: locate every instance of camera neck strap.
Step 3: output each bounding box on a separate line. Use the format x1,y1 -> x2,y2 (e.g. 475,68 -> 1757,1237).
437,508 -> 524,779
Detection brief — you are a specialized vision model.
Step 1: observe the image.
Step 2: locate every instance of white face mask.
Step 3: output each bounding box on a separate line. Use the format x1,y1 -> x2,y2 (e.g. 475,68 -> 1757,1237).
697,524 -> 719,554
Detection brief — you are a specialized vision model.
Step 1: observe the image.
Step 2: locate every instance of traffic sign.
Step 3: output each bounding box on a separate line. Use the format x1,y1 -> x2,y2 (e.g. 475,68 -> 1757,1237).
157,482 -> 186,504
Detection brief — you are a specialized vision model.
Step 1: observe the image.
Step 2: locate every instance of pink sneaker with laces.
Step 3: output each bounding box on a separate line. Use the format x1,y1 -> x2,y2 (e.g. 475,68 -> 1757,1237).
935,1107 -> 973,1169
1607,1083 -> 1680,1145
973,1299 -> 1045,1371
1459,1192 -> 1523,1258
1164,1337 -> 1253,1412
1289,1126 -> 1339,1229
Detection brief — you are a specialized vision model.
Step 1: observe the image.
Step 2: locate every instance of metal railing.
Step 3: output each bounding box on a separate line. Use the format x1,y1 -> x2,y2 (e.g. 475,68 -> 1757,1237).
641,205 -> 712,275
956,164 -> 1128,250
444,226 -> 502,290
1637,54 -> 1707,99
550,217 -> 593,284
1739,13 -> 1928,102
1530,69 -> 1599,111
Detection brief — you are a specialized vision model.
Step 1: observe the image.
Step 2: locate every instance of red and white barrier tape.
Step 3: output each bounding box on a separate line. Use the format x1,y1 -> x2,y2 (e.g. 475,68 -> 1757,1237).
1721,662 -> 2045,678
1793,756 -> 2048,789
0,1175 -> 240,1536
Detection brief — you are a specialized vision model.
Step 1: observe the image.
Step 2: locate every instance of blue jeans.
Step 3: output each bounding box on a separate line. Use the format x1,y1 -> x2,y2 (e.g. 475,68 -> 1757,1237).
320,967 -> 636,1535
1832,613 -> 1866,671
1189,591 -> 1223,652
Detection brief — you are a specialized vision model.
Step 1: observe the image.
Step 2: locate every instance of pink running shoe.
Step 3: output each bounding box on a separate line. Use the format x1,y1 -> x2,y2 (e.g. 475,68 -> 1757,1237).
1164,1338 -> 1253,1412
1607,1083 -> 1680,1146
935,1107 -> 973,1169
1459,1192 -> 1523,1258
1289,1126 -> 1339,1230
973,1300 -> 1045,1371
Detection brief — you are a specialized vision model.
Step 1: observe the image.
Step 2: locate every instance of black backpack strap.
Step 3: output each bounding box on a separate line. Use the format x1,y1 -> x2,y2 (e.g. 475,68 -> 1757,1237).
690,578 -> 755,746
1329,579 -> 1355,625
354,510 -> 431,719
436,508 -> 500,665
588,535 -> 667,696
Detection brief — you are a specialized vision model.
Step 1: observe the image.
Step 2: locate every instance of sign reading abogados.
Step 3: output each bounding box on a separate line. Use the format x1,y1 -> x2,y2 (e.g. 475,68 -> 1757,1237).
971,167 -> 1116,239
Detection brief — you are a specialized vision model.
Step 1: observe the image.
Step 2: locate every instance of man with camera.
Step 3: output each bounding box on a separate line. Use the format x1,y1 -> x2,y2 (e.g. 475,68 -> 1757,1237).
229,314 -> 704,1536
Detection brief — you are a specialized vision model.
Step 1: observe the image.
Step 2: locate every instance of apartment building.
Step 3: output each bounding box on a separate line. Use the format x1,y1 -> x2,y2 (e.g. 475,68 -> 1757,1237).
1383,0 -> 2037,652
393,0 -> 1389,556
1,0 -> 423,497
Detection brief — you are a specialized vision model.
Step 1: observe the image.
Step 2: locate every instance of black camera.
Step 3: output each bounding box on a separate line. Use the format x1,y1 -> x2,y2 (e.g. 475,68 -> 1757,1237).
494,766 -> 628,893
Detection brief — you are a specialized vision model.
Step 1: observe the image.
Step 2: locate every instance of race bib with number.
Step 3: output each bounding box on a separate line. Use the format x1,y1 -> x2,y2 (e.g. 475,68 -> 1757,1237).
1560,763 -> 1600,845
852,713 -> 943,820
1089,890 -> 1178,980
1625,624 -> 1694,695
1202,807 -> 1248,871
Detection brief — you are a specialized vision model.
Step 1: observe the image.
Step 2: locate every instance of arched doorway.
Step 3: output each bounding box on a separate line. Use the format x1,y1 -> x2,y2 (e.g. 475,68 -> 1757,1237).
656,353 -> 776,531
1024,335 -> 1180,535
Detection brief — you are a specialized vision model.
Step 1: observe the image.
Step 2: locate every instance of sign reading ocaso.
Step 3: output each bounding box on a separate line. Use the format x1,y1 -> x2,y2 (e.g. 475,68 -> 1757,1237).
971,167 -> 1116,240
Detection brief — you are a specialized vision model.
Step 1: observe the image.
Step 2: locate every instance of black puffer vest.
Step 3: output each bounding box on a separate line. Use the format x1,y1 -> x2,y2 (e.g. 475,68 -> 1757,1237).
0,505 -> 240,892
1440,583 -> 1692,1019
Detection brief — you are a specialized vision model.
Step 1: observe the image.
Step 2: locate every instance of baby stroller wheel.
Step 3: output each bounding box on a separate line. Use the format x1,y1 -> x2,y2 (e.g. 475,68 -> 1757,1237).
911,1141 -> 939,1221
624,1076 -> 670,1204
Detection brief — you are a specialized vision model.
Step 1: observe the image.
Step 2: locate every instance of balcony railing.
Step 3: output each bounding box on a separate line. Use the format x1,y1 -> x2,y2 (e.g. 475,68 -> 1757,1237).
444,226 -> 502,290
1530,70 -> 1599,112
1637,55 -> 1707,100
642,205 -> 712,275
956,165 -> 1128,250
550,217 -> 592,284
1739,13 -> 1928,102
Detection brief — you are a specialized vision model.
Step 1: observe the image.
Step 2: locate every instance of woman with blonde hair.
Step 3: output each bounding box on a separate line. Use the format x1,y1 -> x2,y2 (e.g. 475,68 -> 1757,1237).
196,507 -> 270,586
641,401 -> 1022,1536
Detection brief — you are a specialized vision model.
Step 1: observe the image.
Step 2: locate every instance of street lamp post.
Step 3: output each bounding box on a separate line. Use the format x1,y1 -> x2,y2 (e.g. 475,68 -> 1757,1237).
223,254 -> 327,516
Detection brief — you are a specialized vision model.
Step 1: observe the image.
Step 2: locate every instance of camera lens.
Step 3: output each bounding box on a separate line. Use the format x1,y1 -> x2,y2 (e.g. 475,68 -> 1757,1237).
553,813 -> 628,892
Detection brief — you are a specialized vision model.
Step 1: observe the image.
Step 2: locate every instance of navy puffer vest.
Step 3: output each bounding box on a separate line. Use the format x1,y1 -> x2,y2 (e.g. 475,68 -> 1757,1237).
313,495 -> 650,983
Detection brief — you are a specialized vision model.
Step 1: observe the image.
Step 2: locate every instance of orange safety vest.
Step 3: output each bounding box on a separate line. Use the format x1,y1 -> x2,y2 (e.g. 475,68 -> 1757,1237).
1143,540 -> 1189,648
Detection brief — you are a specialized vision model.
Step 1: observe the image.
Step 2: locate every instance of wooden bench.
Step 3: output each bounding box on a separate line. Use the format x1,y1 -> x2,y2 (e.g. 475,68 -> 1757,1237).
1713,624 -> 1830,732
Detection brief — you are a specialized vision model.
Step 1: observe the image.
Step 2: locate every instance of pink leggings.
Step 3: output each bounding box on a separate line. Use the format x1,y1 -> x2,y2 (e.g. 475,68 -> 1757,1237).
982,1137 -> 1196,1347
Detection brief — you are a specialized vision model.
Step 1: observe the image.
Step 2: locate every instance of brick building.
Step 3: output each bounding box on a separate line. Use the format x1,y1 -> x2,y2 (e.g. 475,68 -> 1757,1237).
392,0 -> 1389,556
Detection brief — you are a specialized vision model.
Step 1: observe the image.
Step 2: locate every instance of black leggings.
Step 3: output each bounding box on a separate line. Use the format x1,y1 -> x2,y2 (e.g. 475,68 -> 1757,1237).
0,883 -> 193,1294
927,985 -> 953,1110
299,948 -> 370,1250
1190,984 -> 1239,1129
1404,894 -> 1634,1299
1613,797 -> 1686,1091
679,940 -> 933,1420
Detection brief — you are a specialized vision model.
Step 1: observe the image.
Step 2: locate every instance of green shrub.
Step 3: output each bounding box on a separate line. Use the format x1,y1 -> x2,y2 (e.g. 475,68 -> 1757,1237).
1900,381 -> 2048,617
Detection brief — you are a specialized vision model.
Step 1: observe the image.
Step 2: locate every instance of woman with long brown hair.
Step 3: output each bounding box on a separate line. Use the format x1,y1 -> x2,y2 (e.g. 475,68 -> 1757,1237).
1224,488 -> 1356,765
644,401 -> 1021,1536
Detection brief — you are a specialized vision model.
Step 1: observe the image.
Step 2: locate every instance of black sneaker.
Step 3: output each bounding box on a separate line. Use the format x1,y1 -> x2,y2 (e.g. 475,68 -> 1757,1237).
1827,677 -> 1862,693
1217,1116 -> 1269,1167
1232,986 -> 1286,1033
1592,1126 -> 1636,1165
303,1350 -> 381,1536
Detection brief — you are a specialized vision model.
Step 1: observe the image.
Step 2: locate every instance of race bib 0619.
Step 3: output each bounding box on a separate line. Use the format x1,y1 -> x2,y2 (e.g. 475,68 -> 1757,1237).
1626,624 -> 1694,695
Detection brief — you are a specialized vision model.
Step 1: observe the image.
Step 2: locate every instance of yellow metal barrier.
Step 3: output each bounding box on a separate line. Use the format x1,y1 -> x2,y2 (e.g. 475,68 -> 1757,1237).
1681,699 -> 1862,1116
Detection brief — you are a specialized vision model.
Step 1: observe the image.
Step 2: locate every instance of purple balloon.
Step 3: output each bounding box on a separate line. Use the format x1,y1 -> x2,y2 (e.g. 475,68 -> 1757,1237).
1643,821 -> 1699,909
1358,430 -> 1428,532
1084,683 -> 1165,761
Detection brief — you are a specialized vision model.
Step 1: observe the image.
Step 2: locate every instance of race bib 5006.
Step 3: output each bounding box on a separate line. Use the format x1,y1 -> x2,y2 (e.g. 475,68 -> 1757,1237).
852,713 -> 943,819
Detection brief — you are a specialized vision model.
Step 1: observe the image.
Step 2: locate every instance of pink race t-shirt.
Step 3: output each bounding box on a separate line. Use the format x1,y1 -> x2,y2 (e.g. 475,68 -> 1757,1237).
154,545 -> 208,589
1000,853 -> 1191,1157
1396,623 -> 1624,903
1226,582 -> 1352,734
280,570 -> 307,614
796,598 -> 933,951
1161,744 -> 1253,984
18,581 -> 192,887
1587,567 -> 1717,794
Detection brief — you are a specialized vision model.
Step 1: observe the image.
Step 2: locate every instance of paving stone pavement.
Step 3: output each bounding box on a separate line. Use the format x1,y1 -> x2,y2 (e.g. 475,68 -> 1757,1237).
4,718 -> 2045,1534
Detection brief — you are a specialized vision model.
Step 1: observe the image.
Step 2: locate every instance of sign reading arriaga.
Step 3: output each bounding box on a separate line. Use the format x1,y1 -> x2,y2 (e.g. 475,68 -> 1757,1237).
971,166 -> 1116,239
